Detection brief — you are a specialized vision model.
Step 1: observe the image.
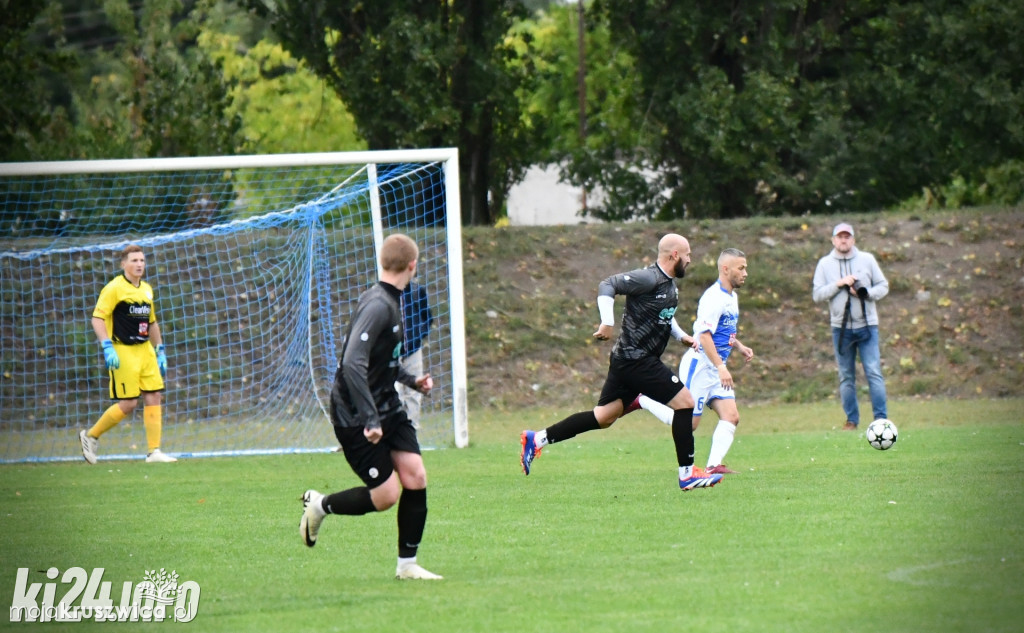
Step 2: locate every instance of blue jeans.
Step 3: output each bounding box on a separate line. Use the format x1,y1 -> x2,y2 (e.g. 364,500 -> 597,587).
831,325 -> 887,425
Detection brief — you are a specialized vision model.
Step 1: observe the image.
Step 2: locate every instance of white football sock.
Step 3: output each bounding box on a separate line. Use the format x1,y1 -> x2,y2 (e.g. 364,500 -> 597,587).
706,420 -> 737,467
534,429 -> 548,448
639,395 -> 673,426
678,465 -> 693,480
397,556 -> 416,569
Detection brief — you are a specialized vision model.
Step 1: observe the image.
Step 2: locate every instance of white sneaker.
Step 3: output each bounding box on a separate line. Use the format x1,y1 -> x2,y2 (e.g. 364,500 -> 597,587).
79,430 -> 98,465
395,562 -> 443,580
145,449 -> 177,463
300,490 -> 326,547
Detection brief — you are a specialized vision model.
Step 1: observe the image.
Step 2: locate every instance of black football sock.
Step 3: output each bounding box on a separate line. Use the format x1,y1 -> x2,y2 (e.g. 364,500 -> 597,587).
672,408 -> 696,467
323,486 -> 376,515
545,410 -> 601,444
397,488 -> 428,559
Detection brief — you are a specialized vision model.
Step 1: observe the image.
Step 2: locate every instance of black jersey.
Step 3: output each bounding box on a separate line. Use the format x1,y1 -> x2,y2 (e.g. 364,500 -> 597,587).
331,282 -> 418,430
598,263 -> 679,361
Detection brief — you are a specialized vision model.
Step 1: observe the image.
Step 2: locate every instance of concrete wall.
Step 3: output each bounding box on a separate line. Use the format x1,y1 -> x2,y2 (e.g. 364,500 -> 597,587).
506,165 -> 601,226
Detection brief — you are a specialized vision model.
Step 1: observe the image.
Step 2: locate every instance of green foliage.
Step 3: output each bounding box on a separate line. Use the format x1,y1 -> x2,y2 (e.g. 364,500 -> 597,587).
569,0 -> 1024,220
1,0 -> 242,162
92,0 -> 241,158
198,32 -> 365,153
0,1 -> 79,161
895,160 -> 1024,211
246,0 -> 531,225
509,3 -> 677,221
578,1 -> 811,218
833,2 -> 1024,212
509,4 -> 642,162
5,1 -> 1023,229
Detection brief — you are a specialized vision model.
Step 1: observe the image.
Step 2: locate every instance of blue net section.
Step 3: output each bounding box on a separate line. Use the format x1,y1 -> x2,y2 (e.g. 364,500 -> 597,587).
0,159 -> 458,462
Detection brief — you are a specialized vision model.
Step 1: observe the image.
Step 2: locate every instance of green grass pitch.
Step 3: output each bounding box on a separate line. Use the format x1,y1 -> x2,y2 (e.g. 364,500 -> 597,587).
2,398 -> 1022,632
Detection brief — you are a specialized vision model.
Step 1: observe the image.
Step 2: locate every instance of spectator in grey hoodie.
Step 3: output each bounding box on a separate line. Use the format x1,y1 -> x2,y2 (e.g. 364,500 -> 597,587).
812,223 -> 889,430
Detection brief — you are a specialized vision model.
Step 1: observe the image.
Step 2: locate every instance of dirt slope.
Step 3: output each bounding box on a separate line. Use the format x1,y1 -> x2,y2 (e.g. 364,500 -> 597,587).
461,207 -> 1024,412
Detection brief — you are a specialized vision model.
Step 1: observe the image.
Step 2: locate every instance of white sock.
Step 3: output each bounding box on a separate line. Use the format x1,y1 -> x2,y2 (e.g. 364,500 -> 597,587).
534,429 -> 548,447
678,465 -> 693,480
706,420 -> 738,467
639,395 -> 674,426
397,556 -> 416,569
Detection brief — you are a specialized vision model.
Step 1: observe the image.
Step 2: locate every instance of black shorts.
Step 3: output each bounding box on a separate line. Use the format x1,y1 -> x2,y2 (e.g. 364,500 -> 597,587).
598,354 -> 686,408
333,411 -> 421,489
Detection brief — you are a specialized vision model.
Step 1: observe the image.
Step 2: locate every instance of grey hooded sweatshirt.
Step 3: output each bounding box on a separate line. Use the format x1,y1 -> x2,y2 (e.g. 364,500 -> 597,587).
812,246 -> 889,328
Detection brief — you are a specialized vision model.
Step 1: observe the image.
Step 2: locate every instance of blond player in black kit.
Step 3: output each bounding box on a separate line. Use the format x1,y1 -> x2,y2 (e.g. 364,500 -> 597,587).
299,233 -> 442,580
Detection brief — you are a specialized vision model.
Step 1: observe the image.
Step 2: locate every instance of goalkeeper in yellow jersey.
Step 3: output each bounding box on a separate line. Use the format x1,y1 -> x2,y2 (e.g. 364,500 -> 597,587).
79,245 -> 176,464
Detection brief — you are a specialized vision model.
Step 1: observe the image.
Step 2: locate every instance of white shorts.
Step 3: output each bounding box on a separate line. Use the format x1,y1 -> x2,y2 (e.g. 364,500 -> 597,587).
679,349 -> 735,417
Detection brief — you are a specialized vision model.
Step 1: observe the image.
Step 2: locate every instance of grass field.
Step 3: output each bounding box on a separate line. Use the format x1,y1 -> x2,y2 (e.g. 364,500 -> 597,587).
2,398 -> 1022,632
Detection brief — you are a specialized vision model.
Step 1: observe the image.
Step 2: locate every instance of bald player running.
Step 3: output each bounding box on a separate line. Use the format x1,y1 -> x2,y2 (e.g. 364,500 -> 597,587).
519,233 -> 723,491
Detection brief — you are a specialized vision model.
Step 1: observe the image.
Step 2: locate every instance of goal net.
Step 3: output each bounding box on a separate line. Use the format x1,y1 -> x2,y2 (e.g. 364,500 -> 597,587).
0,150 -> 468,463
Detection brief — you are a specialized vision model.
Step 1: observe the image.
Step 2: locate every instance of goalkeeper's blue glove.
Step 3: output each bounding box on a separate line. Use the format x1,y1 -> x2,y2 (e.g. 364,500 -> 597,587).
101,339 -> 120,370
155,344 -> 167,378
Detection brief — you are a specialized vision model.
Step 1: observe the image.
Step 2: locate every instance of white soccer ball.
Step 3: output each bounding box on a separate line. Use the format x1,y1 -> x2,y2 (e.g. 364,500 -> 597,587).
865,419 -> 898,450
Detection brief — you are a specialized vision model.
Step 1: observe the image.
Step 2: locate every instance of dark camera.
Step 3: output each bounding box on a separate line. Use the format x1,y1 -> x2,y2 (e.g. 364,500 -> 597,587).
851,280 -> 868,299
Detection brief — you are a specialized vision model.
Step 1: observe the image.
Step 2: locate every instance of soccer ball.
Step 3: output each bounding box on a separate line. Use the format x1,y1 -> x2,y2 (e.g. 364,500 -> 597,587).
865,419 -> 898,450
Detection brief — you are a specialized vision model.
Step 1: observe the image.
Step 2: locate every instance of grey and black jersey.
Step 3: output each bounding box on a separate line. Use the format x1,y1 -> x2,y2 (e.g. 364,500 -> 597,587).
331,282 -> 418,430
599,264 -> 679,361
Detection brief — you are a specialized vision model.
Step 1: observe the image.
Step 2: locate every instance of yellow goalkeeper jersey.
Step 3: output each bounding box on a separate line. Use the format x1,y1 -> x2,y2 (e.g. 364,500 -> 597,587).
92,274 -> 158,345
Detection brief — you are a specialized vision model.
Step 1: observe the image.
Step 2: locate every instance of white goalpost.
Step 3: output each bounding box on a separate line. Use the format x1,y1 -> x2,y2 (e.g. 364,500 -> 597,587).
0,149 -> 469,462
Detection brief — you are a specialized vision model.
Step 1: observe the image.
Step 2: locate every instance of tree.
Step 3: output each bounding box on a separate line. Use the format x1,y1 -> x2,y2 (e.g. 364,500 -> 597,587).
95,0 -> 240,158
1,0 -> 244,235
828,1 -> 1024,210
579,0 -> 1024,218
508,3 -> 659,221
1,0 -> 244,162
244,0 -> 531,225
199,33 -> 364,154
0,1 -> 78,161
